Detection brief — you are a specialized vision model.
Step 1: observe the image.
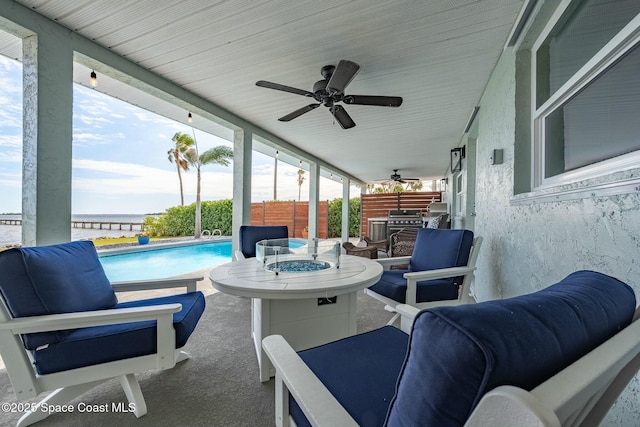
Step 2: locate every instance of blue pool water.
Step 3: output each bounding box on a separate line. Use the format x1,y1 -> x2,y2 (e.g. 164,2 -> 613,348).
99,241 -> 232,282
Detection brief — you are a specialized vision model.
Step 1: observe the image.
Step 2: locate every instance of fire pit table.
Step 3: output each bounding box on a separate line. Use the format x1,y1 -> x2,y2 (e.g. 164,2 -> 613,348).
209,239 -> 383,382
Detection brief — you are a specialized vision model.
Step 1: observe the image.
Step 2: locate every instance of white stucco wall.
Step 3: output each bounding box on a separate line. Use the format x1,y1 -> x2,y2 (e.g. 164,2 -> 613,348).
472,46 -> 640,425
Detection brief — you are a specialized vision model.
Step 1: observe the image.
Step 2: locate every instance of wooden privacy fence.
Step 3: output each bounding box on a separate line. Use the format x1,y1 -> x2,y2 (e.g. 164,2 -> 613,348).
251,201 -> 329,239
360,191 -> 441,237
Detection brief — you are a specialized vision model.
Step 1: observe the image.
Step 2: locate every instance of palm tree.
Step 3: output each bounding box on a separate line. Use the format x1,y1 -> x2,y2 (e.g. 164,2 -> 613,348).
167,132 -> 195,206
297,169 -> 305,201
185,145 -> 233,238
405,180 -> 423,191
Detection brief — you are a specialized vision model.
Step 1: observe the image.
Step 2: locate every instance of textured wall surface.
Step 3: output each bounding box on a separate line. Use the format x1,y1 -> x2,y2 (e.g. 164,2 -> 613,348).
472,48 -> 640,425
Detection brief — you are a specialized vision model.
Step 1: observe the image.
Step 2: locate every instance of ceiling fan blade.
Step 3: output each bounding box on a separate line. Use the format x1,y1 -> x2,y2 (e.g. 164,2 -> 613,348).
256,80 -> 314,97
330,105 -> 356,129
327,60 -> 360,94
278,104 -> 320,122
343,95 -> 403,107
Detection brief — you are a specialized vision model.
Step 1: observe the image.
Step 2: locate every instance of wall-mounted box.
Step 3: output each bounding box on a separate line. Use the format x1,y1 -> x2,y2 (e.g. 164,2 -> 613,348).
490,149 -> 503,165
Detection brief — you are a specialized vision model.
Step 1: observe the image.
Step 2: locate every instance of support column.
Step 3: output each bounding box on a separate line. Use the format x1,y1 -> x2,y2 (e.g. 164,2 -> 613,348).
307,162 -> 320,238
232,128 -> 252,253
341,178 -> 350,243
22,33 -> 73,246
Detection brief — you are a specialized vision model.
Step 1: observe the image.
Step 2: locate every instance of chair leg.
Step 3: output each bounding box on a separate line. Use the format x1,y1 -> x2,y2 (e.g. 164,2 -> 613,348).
175,349 -> 192,364
17,380 -> 105,427
386,313 -> 400,327
274,372 -> 291,427
119,374 -> 147,418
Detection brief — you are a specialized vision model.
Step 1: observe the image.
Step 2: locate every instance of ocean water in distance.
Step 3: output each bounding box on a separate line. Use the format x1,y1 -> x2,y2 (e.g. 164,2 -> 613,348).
0,214 -> 154,246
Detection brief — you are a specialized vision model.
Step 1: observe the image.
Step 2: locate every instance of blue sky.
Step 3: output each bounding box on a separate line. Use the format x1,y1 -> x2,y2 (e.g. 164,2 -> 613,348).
0,56 -> 347,214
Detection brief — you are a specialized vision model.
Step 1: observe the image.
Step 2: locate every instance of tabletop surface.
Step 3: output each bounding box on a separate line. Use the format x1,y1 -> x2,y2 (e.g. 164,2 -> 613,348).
209,255 -> 384,299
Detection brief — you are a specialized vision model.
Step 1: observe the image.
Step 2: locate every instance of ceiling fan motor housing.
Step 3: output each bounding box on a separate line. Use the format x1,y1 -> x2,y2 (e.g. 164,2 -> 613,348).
320,64 -> 335,80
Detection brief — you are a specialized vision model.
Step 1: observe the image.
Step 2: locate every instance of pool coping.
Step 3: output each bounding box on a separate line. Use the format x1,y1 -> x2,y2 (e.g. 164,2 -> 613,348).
97,237 -> 232,256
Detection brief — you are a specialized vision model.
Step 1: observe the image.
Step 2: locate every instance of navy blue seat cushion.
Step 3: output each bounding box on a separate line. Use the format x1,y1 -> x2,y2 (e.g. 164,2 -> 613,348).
238,225 -> 289,258
291,326 -> 409,427
32,291 -> 206,375
369,228 -> 473,304
369,270 -> 459,303
0,241 -> 117,349
385,270 -> 636,427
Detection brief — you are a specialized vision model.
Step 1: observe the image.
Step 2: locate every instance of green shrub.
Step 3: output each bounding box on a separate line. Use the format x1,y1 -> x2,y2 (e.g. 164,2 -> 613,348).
145,199 -> 233,237
201,199 -> 233,235
327,197 -> 361,238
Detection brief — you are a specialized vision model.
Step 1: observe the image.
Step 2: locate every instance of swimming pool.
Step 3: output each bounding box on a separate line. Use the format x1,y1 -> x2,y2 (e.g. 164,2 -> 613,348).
99,241 -> 233,282
98,238 -> 308,282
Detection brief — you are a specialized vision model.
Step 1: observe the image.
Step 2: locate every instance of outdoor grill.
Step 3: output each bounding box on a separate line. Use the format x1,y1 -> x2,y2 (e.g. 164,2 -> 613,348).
386,210 -> 424,239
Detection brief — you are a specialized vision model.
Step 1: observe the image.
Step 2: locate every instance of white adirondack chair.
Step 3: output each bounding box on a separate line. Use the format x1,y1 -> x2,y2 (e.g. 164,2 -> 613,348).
0,241 -> 206,426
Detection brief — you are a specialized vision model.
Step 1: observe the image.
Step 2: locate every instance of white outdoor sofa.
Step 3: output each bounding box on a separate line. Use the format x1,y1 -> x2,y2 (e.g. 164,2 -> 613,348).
263,270 -> 640,427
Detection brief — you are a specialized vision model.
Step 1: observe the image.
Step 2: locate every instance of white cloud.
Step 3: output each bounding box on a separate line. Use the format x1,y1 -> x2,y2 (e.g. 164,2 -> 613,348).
0,168 -> 21,183
0,134 -> 21,148
74,113 -> 114,127
73,132 -> 111,146
72,158 -> 234,200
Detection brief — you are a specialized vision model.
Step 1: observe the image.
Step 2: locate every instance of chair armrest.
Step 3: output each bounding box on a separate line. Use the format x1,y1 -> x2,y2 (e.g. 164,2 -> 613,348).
403,266 -> 476,305
376,256 -> 411,270
403,266 -> 476,282
233,250 -> 246,261
262,335 -> 358,427
0,304 -> 182,334
396,304 -> 420,333
464,386 -> 562,427
111,276 -> 203,293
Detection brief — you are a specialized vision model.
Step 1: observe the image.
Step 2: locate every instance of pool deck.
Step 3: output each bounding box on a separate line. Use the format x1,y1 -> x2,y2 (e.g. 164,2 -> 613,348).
96,236 -> 231,255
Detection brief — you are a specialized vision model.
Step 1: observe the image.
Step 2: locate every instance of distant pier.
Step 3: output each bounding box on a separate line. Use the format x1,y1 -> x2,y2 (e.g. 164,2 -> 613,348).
72,221 -> 145,231
1,219 -> 144,231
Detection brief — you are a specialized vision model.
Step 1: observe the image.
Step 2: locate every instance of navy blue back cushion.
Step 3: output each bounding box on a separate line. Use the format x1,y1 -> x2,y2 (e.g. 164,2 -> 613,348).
409,228 -> 473,273
238,225 -> 289,258
0,241 -> 117,349
385,270 -> 636,426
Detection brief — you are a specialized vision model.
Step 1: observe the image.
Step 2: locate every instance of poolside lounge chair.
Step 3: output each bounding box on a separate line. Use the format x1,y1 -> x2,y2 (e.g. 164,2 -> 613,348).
388,227 -> 420,258
362,236 -> 388,255
263,270 -> 640,427
0,241 -> 206,426
342,242 -> 378,259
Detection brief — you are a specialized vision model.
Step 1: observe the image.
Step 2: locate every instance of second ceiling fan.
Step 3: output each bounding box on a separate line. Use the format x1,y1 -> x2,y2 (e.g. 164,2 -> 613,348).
385,169 -> 420,184
256,60 -> 402,129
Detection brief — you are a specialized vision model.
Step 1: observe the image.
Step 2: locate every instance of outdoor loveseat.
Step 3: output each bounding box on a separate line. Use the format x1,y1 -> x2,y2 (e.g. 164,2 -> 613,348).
263,270 -> 640,426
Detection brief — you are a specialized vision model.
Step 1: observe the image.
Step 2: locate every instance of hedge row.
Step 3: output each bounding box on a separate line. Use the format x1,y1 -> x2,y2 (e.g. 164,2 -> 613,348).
144,198 -> 361,238
143,200 -> 233,237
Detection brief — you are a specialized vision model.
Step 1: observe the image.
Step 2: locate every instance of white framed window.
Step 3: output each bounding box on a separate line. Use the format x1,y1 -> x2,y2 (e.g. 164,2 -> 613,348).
531,0 -> 640,192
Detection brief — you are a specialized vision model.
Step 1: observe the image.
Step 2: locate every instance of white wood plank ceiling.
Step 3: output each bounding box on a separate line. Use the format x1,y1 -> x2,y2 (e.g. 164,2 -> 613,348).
10,0 -> 525,183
